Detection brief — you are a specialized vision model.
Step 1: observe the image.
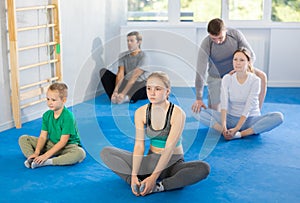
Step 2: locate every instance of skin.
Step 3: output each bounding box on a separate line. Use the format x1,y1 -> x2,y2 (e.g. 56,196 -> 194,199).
209,30 -> 227,44
111,35 -> 144,104
26,89 -> 70,165
212,51 -> 256,140
191,30 -> 267,113
191,30 -> 227,113
131,76 -> 185,196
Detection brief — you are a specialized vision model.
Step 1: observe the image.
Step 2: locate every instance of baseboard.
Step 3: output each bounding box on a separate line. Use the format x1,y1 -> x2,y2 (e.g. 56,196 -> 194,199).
171,80 -> 194,87
0,109 -> 44,132
268,80 -> 300,87
173,80 -> 300,88
70,89 -> 104,106
0,121 -> 15,132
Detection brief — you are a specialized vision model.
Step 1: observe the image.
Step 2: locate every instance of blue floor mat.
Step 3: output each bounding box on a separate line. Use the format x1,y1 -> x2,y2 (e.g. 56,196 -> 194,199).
1,87 -> 300,202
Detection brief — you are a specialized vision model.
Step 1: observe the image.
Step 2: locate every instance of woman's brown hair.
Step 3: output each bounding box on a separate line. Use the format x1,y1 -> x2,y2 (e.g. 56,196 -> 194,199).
233,47 -> 255,73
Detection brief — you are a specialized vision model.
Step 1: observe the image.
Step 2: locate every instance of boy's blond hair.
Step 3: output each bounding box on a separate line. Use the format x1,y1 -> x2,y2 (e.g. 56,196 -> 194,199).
48,82 -> 68,99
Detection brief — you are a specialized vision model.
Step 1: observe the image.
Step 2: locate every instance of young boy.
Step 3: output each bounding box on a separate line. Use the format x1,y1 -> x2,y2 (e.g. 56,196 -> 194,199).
19,82 -> 86,169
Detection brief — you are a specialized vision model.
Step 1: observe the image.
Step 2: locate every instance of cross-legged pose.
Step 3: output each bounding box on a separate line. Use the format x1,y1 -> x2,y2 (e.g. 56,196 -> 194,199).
100,31 -> 149,104
192,18 -> 267,113
101,71 -> 210,196
196,48 -> 283,140
19,82 -> 86,169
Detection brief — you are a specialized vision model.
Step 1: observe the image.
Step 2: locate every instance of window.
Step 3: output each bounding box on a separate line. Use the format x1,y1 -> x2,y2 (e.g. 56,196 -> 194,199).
228,0 -> 263,20
127,0 -> 300,23
128,0 -> 168,22
272,0 -> 300,22
180,0 -> 221,22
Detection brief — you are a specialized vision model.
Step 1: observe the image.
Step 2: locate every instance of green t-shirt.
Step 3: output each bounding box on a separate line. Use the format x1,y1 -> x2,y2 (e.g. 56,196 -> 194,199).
42,107 -> 81,146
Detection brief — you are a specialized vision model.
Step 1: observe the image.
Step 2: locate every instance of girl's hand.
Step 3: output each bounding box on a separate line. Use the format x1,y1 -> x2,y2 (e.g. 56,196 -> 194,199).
131,176 -> 141,196
139,176 -> 157,196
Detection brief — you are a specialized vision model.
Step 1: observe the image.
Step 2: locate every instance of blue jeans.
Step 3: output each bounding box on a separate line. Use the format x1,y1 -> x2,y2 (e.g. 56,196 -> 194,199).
199,109 -> 284,134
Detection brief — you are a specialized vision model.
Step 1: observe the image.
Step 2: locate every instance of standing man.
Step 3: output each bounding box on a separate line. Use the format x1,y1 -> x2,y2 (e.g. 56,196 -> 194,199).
192,18 -> 267,113
100,31 -> 149,104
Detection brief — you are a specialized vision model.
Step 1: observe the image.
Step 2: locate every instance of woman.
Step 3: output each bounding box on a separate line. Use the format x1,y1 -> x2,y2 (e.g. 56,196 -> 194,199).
100,71 -> 210,196
197,48 -> 283,140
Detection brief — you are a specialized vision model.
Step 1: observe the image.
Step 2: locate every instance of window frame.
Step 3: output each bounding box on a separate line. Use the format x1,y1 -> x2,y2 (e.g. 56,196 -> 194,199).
127,0 -> 300,28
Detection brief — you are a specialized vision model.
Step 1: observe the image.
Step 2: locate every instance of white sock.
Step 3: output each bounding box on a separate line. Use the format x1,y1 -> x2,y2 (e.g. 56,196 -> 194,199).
153,181 -> 164,193
124,95 -> 130,102
24,158 -> 33,168
232,131 -> 242,139
118,95 -> 130,104
78,147 -> 86,163
31,159 -> 53,169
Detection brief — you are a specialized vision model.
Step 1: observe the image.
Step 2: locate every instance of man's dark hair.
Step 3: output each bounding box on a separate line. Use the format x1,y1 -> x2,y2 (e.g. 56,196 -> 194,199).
207,18 -> 225,36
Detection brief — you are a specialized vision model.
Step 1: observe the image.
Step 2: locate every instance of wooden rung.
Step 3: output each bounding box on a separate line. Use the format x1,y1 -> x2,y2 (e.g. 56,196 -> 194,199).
16,5 -> 55,12
20,98 -> 46,109
20,86 -> 49,101
19,41 -> 58,51
17,24 -> 56,32
20,77 -> 59,90
7,0 -> 62,128
19,59 -> 58,71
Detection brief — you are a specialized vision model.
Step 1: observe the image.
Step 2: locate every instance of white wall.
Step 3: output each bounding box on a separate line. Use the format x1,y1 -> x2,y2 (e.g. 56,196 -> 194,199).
0,0 -> 11,130
120,25 -> 300,87
1,1 -> 299,132
268,29 -> 300,87
60,1 -> 106,105
0,0 -> 125,131
117,28 -> 198,87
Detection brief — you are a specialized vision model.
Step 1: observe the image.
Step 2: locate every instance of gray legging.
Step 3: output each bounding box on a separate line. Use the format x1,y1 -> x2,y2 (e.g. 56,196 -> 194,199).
100,146 -> 210,191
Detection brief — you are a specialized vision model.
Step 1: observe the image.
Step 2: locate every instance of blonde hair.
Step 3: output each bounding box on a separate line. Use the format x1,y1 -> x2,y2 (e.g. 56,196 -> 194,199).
233,47 -> 255,73
147,71 -> 171,89
48,82 -> 68,99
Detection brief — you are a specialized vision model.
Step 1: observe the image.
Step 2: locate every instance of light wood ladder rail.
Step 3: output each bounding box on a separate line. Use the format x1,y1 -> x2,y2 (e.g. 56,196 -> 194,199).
6,0 -> 62,128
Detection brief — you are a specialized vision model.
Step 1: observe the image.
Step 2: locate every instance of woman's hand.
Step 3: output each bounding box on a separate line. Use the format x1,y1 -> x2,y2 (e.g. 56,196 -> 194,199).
223,128 -> 238,140
222,126 -> 230,139
223,130 -> 233,140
